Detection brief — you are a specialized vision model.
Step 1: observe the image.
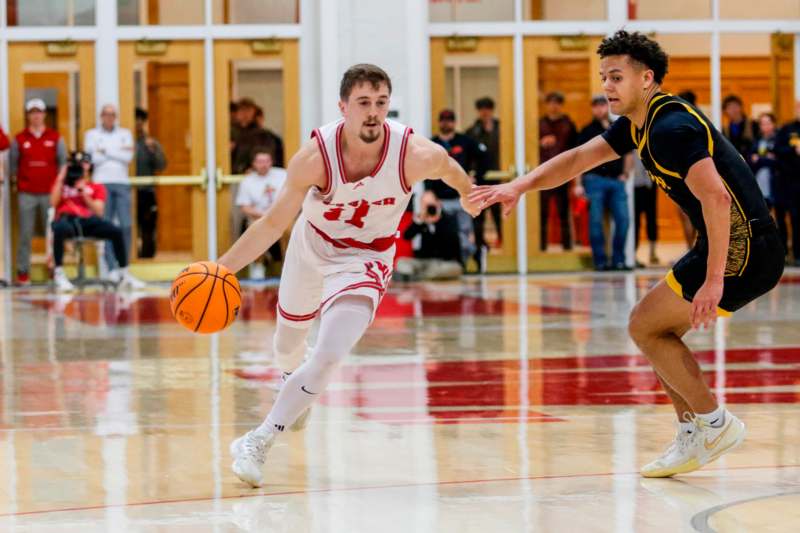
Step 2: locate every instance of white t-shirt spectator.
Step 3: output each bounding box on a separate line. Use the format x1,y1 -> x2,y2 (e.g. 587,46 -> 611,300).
84,126 -> 134,185
235,167 -> 287,215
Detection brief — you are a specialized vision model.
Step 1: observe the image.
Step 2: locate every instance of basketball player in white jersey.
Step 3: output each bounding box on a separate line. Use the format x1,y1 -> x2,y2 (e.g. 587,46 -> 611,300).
218,64 -> 480,487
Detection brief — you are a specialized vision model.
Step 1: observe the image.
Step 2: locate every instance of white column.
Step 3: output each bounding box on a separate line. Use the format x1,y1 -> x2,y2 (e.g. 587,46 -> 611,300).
0,0 -> 10,280
94,0 -> 119,117
513,0 -> 527,274
607,0 -> 628,29
204,0 -> 217,260
406,0 -> 431,136
710,0 -> 722,128
794,34 -> 800,103
299,0 -> 320,138
319,0 -> 341,124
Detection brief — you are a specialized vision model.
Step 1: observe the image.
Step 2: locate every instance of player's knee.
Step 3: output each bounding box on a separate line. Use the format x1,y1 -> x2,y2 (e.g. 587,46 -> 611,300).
627,304 -> 651,347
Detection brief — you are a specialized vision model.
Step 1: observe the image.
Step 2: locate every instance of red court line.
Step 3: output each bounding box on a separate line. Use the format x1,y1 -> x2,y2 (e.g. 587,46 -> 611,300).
3,463 -> 799,518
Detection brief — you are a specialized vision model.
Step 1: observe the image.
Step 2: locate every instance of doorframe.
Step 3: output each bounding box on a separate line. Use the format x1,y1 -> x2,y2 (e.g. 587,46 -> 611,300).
0,0 -> 306,277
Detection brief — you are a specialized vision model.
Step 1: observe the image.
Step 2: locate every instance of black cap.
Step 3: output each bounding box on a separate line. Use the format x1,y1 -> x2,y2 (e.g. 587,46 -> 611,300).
438,109 -> 456,121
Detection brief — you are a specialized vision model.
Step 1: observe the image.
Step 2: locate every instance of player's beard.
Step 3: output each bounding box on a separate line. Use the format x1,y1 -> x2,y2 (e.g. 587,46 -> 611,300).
359,126 -> 381,143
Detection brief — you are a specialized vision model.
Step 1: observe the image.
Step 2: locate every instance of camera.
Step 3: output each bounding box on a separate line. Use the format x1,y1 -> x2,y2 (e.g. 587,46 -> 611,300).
426,204 -> 439,217
65,151 -> 91,187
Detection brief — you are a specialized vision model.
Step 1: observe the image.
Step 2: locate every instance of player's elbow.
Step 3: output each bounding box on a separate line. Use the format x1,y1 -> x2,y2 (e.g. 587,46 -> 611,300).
710,189 -> 731,208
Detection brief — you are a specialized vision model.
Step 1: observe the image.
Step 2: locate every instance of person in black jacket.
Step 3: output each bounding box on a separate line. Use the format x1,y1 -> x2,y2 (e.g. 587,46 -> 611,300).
395,191 -> 463,281
774,104 -> 800,263
427,109 -> 486,267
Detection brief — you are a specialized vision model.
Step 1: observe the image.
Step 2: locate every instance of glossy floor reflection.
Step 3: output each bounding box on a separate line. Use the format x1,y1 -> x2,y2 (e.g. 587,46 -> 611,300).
1,271 -> 800,532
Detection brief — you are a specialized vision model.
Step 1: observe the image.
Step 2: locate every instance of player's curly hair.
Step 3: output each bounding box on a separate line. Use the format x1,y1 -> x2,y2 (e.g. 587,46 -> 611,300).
597,30 -> 669,84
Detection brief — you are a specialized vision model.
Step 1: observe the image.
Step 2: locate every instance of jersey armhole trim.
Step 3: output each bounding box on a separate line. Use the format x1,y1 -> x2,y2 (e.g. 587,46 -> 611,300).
311,129 -> 333,196
399,127 -> 413,194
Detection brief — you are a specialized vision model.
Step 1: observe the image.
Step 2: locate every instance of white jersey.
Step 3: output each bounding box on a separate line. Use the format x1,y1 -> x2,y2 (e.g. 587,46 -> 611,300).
275,118 -> 414,326
301,118 -> 414,250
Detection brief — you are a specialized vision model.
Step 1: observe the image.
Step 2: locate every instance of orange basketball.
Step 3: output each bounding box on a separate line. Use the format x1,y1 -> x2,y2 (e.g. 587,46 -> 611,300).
170,261 -> 241,334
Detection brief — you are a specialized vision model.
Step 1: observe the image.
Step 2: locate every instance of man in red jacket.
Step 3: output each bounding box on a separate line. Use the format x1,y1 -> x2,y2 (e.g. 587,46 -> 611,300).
10,98 -> 67,285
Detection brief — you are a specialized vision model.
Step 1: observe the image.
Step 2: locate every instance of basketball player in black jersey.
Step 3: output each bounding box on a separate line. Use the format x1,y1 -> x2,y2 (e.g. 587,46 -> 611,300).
471,30 -> 784,477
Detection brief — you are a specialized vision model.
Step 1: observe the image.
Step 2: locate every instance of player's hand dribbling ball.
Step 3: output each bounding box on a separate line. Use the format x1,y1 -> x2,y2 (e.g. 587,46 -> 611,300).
170,261 -> 241,333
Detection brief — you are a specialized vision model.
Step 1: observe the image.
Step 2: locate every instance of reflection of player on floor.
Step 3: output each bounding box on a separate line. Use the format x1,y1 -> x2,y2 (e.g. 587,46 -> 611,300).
219,64 -> 480,487
472,31 -> 784,478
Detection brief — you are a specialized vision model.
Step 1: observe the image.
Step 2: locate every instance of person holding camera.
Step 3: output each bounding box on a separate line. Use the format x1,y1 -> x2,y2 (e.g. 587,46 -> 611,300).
395,191 -> 463,281
50,152 -> 145,292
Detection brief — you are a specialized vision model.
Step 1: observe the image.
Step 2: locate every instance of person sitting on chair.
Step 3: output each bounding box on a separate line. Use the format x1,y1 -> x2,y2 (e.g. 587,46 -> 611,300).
50,151 -> 145,292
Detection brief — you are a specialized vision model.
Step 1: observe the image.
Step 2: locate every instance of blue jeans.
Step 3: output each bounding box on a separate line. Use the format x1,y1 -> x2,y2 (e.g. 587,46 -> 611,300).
103,183 -> 133,269
583,174 -> 630,268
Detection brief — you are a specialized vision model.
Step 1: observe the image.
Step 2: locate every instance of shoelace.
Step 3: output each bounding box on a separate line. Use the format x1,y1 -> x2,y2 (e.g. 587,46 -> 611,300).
242,432 -> 268,463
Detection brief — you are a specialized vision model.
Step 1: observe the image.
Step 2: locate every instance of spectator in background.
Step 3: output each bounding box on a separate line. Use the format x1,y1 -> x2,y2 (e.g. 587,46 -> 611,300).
632,153 -> 659,267
749,112 -> 778,208
134,107 -> 166,258
428,108 -> 485,268
395,190 -> 463,281
230,98 -> 284,173
50,151 -> 144,292
235,151 -> 287,278
84,104 -> 135,273
539,91 -> 577,251
465,96 -> 503,259
575,95 -> 631,270
10,98 -> 67,285
677,90 -> 697,106
229,101 -> 240,152
722,94 -> 757,158
774,102 -> 800,263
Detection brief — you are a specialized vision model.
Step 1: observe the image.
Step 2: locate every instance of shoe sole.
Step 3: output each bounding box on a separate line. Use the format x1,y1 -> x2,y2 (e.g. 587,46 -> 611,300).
641,457 -> 702,478
232,459 -> 263,488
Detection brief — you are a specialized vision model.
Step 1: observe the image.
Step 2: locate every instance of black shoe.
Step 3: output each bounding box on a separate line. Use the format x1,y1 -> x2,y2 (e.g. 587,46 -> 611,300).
594,264 -> 610,272
613,263 -> 633,271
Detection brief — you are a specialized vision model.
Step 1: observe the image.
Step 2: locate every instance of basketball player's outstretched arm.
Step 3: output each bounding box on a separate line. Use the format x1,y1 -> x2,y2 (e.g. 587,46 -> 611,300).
218,140 -> 325,273
404,135 -> 481,216
468,135 -> 619,216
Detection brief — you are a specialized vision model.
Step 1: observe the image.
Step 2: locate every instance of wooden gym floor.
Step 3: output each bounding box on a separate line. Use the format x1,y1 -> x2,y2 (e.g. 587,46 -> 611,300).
0,271 -> 799,532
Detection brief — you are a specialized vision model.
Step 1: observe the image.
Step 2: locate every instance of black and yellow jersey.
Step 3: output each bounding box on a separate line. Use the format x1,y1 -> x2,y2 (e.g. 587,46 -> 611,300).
603,93 -> 771,275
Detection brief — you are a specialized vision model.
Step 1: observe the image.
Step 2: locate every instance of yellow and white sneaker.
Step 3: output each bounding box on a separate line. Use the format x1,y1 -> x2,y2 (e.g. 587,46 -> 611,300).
641,425 -> 701,478
641,411 -> 746,478
694,411 -> 746,468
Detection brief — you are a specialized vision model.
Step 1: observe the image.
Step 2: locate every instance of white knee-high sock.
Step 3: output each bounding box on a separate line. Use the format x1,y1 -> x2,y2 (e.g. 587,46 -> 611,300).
259,296 -> 373,434
273,322 -> 310,374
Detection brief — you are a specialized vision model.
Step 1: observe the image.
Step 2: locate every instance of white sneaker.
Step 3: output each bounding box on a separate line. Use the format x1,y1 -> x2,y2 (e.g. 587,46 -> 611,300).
641,411 -> 746,478
694,411 -> 746,468
641,424 -> 701,478
230,429 -> 276,487
53,268 -> 75,292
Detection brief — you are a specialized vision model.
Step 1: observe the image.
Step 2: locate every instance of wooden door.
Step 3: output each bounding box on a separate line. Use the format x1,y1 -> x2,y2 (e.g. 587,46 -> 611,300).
524,36 -> 603,271
213,40 -> 300,254
148,63 -> 193,253
22,73 -> 71,146
430,36 -> 516,272
4,43 -> 95,280
119,40 -> 207,262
